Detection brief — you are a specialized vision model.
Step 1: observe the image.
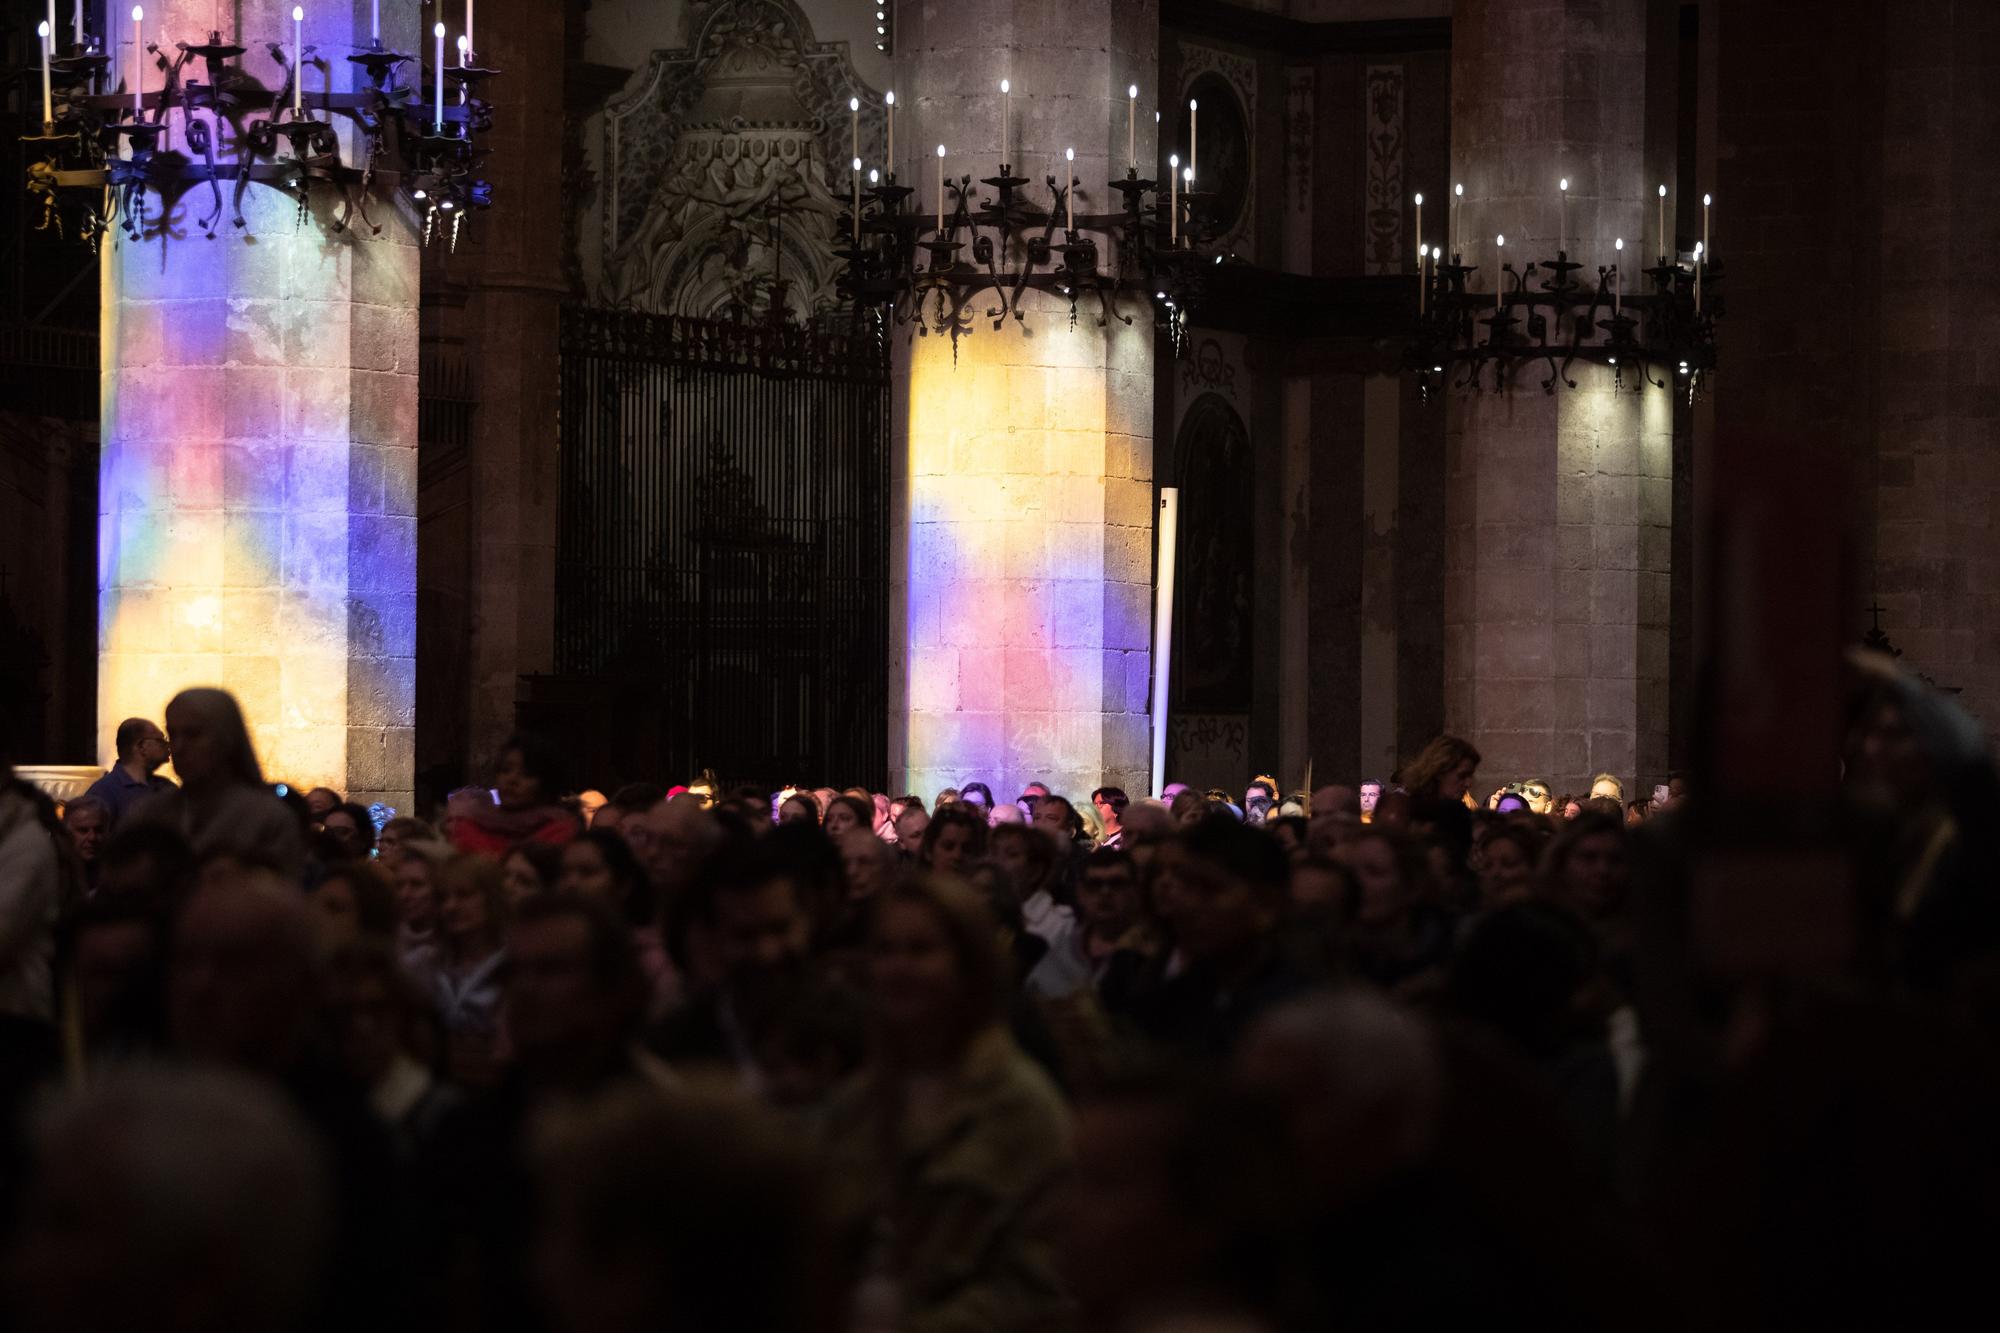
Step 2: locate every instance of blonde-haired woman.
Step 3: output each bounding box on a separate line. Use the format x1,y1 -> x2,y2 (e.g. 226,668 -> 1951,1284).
822,876 -> 1071,1333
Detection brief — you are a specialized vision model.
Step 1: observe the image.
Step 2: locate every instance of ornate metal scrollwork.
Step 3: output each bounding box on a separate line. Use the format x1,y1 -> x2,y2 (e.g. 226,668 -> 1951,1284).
21,28 -> 501,251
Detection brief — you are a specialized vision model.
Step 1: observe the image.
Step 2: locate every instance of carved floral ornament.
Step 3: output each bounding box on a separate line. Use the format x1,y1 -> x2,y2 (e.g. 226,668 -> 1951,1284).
600,0 -> 883,320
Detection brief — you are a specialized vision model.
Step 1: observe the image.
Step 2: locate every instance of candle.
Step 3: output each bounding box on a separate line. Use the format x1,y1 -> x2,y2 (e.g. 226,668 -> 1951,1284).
1065,147 -> 1075,230
292,8 -> 303,114
371,0 -> 379,45
1452,182 -> 1462,260
1558,177 -> 1569,255
1418,242 -> 1427,315
130,6 -> 141,118
45,0 -> 54,56
459,29 -> 469,68
72,0 -> 80,47
1700,192 -> 1712,310
1657,183 -> 1667,261
999,79 -> 1010,166
38,21 -> 51,125
1494,234 -> 1505,310
433,22 -> 445,131
1614,237 -> 1623,315
1169,152 -> 1179,243
935,143 -> 945,231
849,97 -> 859,166
1189,99 -> 1198,179
885,91 -> 895,177
1413,192 -> 1423,271
1127,84 -> 1138,171
1694,240 -> 1704,312
465,0 -> 474,63
852,156 -> 861,243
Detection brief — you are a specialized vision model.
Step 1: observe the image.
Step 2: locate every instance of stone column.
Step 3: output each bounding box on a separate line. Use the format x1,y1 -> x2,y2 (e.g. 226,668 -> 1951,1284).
98,0 -> 418,808
459,0 -> 565,770
1444,0 -> 1671,797
890,0 -> 1157,801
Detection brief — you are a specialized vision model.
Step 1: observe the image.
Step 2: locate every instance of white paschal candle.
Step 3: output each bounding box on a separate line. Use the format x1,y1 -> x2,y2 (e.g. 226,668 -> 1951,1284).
885,91 -> 894,177
72,0 -> 80,47
130,6 -> 142,117
1169,152 -> 1179,243
999,79 -> 1010,166
1452,181 -> 1462,260
1558,177 -> 1569,254
1657,183 -> 1667,261
433,22 -> 445,130
1189,99 -> 1197,178
1065,146 -> 1075,230
1128,84 -> 1137,171
1614,237 -> 1623,315
1414,192 -> 1423,270
372,0 -> 379,44
935,143 -> 945,231
465,0 -> 474,64
849,97 -> 859,165
38,22 -> 51,125
1494,234 -> 1505,310
292,7 -> 303,113
852,156 -> 861,243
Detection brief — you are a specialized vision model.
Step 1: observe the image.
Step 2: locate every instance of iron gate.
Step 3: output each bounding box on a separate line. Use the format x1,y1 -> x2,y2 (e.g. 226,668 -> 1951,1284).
542,307 -> 889,790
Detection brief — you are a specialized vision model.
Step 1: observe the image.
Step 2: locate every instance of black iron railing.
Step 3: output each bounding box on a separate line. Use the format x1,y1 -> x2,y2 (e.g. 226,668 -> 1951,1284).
546,306 -> 890,790
0,322 -> 97,420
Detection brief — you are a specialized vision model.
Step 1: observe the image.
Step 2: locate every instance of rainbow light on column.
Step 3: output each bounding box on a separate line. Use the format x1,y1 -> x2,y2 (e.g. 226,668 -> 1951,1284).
98,65 -> 418,804
901,328 -> 1153,801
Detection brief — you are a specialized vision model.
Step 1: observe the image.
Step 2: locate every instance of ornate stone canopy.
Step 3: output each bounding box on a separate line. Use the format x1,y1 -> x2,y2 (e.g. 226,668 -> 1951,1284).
602,0 -> 883,319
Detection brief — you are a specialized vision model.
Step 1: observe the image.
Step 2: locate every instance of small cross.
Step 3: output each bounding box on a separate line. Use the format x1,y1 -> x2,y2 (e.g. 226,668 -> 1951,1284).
1867,600 -> 1886,631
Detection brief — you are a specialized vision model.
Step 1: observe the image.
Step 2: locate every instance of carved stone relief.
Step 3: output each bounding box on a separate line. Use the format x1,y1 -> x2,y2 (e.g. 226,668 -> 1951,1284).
602,0 -> 883,319
1364,64 -> 1405,275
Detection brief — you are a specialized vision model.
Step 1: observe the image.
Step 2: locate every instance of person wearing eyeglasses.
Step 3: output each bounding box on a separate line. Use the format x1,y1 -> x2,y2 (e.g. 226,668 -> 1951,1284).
81,717 -> 177,826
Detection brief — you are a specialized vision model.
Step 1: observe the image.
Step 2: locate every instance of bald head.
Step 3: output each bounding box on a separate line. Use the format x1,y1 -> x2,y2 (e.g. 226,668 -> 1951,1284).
840,829 -> 897,901
629,794 -> 720,898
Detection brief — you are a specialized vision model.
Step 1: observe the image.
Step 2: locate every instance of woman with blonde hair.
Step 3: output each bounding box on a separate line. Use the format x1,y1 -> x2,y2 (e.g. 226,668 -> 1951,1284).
821,876 -> 1071,1333
1399,734 -> 1482,863
424,855 -> 512,1086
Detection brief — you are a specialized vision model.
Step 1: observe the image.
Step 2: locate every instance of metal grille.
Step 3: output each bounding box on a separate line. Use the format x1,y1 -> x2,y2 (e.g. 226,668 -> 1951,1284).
548,306 -> 889,790
0,323 -> 97,421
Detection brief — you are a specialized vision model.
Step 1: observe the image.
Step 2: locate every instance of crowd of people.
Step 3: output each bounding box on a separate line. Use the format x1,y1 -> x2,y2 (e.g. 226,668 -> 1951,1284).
1,663 -> 1997,1333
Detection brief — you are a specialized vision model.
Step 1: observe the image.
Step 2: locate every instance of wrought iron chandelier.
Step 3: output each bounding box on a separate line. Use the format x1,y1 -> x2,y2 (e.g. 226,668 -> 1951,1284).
838,161 -> 1221,357
1408,186 -> 1721,402
835,127 -> 1220,357
23,8 -> 499,249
